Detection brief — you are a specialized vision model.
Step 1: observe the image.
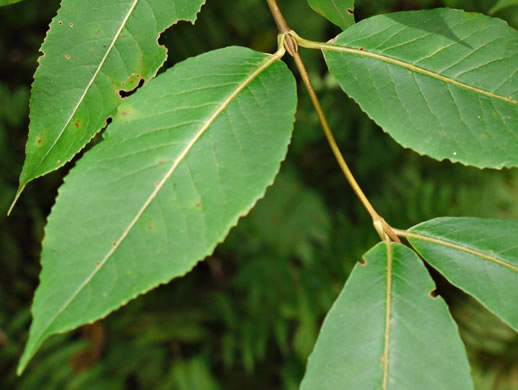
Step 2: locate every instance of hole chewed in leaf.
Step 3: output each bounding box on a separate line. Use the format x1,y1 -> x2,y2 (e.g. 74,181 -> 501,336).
359,256 -> 368,266
346,8 -> 354,15
119,78 -> 144,98
428,289 -> 440,299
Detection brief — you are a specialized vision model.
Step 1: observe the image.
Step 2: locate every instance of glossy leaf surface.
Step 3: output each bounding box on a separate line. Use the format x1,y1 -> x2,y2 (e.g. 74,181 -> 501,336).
407,217 -> 518,331
301,242 -> 473,390
18,46 -> 297,373
307,0 -> 355,30
324,8 -> 518,169
14,0 -> 206,206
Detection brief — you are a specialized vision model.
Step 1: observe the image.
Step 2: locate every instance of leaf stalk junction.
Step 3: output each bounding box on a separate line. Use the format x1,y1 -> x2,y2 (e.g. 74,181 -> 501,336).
267,0 -> 400,244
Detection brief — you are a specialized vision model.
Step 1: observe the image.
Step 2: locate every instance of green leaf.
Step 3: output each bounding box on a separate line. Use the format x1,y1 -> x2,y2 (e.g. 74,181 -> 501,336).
307,0 -> 355,30
489,0 -> 518,14
17,46 -> 297,374
301,242 -> 473,390
323,8 -> 518,169
404,217 -> 518,331
11,0 -> 206,211
0,0 -> 24,7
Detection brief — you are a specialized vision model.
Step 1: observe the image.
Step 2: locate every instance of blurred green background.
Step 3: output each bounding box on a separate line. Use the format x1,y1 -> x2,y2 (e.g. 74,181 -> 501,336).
1,0 -> 518,388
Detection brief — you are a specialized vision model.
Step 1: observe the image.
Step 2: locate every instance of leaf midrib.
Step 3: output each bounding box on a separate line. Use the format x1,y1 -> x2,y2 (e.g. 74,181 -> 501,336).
322,42 -> 518,106
33,0 -> 140,174
33,52 -> 282,349
396,229 -> 518,272
382,242 -> 393,390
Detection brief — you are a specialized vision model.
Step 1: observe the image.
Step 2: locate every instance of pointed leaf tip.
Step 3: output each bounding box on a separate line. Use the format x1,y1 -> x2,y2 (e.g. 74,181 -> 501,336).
16,0 -> 206,198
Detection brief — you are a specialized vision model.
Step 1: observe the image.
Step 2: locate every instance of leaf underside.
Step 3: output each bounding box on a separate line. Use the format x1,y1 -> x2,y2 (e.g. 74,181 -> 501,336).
408,217 -> 518,331
15,0 -> 206,202
301,242 -> 473,390
307,0 -> 355,30
324,8 -> 518,169
18,46 -> 297,374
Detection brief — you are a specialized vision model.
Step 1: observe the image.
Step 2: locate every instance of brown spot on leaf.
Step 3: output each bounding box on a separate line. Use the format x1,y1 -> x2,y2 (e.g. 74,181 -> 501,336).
159,160 -> 165,164
69,23 -> 74,28
112,242 -> 117,246
75,121 -> 80,128
36,136 -> 43,145
65,54 -> 71,60
58,20 -> 63,25
57,159 -> 61,164
195,203 -> 201,208
147,224 -> 153,231
121,112 -> 128,116
154,182 -> 159,187
359,47 -> 365,51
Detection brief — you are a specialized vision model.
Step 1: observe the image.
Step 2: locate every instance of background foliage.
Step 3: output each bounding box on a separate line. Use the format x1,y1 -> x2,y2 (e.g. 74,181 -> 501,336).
1,0 -> 518,388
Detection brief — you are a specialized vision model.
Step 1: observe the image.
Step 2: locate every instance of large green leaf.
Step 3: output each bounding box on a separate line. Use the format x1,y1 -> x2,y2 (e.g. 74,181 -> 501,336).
301,242 -> 473,389
11,0 -> 206,212
17,46 -> 297,374
322,8 -> 518,169
403,217 -> 518,331
307,0 -> 355,30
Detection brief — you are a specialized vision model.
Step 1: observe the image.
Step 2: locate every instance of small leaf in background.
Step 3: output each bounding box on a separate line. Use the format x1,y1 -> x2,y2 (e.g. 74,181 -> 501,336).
406,217 -> 518,331
0,0 -> 23,7
11,0 -> 206,211
323,8 -> 518,169
489,0 -> 518,14
17,46 -> 297,374
307,0 -> 355,30
301,242 -> 473,390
